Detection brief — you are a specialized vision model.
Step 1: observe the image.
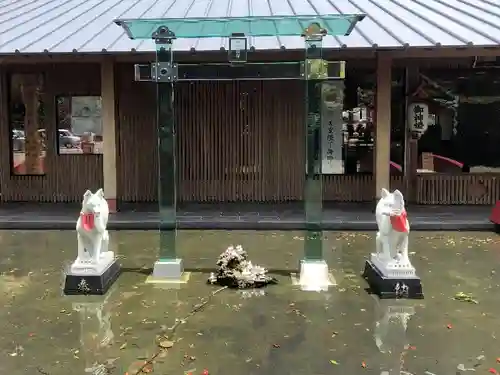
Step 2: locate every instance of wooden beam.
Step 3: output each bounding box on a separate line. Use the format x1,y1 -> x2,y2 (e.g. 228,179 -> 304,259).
101,59 -> 118,212
0,45 -> 497,65
387,46 -> 500,59
374,53 -> 392,199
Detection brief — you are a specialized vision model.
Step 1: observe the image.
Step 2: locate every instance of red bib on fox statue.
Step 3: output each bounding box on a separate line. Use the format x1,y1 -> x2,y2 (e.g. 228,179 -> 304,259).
390,210 -> 408,233
80,213 -> 95,231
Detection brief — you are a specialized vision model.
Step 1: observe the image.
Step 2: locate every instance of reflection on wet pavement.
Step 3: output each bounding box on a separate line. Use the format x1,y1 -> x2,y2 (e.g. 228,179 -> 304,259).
0,231 -> 499,375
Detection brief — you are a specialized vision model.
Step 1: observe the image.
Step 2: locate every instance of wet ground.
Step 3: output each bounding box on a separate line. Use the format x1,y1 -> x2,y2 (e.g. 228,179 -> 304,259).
0,230 -> 499,375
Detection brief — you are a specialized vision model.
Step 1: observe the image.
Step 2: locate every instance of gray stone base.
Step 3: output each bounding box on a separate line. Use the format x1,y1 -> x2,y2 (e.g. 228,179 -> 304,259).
290,259 -> 336,291
152,259 -> 183,278
146,259 -> 190,286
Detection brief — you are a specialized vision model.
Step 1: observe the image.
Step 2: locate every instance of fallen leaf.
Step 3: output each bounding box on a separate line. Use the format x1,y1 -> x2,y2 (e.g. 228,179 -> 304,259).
497,358 -> 500,363
272,344 -> 280,348
330,360 -> 339,365
202,370 -> 209,375
488,369 -> 497,374
119,343 -> 127,350
453,292 -> 478,304
159,340 -> 174,349
447,324 -> 453,329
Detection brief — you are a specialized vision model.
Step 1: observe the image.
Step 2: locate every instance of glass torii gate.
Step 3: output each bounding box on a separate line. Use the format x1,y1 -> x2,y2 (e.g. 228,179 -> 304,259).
115,14 -> 364,289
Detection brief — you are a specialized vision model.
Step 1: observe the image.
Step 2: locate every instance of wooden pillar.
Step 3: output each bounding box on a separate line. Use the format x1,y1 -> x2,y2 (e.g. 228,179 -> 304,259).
101,60 -> 118,212
374,54 -> 392,198
0,71 -> 5,200
404,66 -> 420,203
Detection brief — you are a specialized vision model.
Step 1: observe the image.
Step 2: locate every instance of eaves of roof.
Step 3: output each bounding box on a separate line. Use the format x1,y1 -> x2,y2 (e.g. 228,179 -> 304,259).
0,0 -> 500,54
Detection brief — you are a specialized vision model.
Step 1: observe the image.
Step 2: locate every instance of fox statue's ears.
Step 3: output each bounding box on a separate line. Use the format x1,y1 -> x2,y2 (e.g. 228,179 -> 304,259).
82,189 -> 105,206
393,189 -> 404,206
380,188 -> 390,198
95,188 -> 105,199
82,189 -> 92,204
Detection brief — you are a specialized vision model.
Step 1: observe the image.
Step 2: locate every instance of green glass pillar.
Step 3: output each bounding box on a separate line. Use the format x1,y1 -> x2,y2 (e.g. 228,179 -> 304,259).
303,27 -> 325,261
155,33 -> 177,261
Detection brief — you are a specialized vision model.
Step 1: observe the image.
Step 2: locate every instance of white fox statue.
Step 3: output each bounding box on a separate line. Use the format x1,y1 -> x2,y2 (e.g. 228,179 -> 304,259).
71,189 -> 114,274
363,188 -> 423,298
372,188 -> 415,277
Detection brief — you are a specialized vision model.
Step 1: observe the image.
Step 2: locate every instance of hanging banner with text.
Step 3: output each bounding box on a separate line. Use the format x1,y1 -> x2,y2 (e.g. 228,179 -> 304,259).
321,81 -> 344,174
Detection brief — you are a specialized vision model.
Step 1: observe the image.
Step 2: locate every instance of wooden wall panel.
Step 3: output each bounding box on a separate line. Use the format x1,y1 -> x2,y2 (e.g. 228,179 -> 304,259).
416,174 -> 500,205
175,79 -> 307,202
390,176 -> 405,194
2,59 -> 499,205
116,63 -> 375,203
323,175 -> 373,202
115,63 -> 156,202
0,63 -> 103,202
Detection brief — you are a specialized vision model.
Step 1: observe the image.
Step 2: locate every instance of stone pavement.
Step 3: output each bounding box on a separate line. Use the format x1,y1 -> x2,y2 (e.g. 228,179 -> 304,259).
4,231 -> 500,375
0,202 -> 493,231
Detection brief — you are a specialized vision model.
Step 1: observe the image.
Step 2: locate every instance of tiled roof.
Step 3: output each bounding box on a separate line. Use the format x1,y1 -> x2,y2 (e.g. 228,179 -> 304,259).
0,0 -> 500,54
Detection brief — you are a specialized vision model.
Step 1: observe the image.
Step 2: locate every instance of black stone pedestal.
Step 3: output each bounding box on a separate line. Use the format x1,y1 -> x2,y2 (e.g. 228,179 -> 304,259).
64,260 -> 121,295
363,260 -> 423,299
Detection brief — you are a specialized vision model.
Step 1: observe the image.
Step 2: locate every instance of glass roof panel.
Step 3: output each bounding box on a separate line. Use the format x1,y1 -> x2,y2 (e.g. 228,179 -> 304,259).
114,15 -> 364,40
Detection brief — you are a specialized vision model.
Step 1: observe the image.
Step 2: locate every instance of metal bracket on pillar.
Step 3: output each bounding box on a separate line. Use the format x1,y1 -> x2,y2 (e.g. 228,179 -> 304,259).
301,23 -> 328,80
133,26 -> 179,83
301,23 -> 326,56
152,26 -> 178,83
151,63 -> 178,83
132,62 -> 179,82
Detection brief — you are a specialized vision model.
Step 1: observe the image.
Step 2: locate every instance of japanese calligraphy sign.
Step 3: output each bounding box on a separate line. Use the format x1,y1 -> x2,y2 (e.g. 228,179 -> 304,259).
408,103 -> 429,135
321,82 -> 344,174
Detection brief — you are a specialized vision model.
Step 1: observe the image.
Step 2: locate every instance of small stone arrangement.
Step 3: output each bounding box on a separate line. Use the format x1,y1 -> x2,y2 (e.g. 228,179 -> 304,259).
207,245 -> 278,289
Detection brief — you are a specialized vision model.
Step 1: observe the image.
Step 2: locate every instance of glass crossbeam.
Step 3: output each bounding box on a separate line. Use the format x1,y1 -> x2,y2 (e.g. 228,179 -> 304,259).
115,14 -> 363,40
174,61 -> 345,81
